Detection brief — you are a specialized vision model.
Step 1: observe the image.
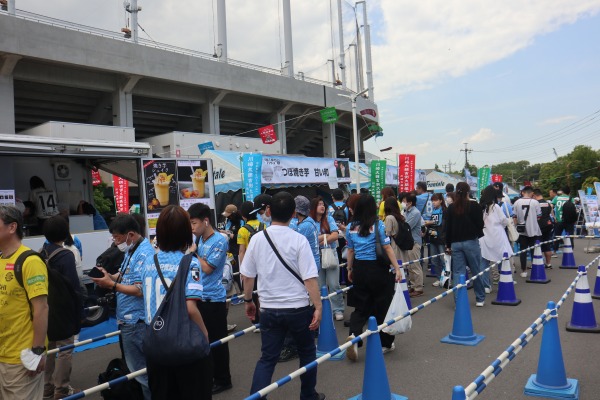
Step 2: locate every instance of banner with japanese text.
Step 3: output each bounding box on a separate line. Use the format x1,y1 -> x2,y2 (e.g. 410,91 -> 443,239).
491,174 -> 502,183
398,154 -> 416,192
258,124 -> 277,144
477,167 -> 491,199
371,160 -> 387,203
261,155 -> 335,185
242,153 -> 262,201
113,176 -> 130,214
578,189 -> 600,228
91,170 -> 102,186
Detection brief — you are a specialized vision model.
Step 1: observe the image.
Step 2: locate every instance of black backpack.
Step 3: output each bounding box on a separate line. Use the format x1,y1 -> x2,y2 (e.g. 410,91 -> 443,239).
562,200 -> 578,224
331,203 -> 348,224
392,219 -> 415,251
98,358 -> 143,400
242,222 -> 265,243
15,249 -> 82,341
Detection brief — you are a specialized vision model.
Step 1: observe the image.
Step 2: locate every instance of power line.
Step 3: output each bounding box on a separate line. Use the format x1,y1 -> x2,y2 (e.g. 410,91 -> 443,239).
460,143 -> 473,169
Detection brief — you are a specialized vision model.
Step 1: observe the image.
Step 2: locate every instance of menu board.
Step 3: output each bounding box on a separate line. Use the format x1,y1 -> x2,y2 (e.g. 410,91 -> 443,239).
141,159 -> 216,238
0,190 -> 16,206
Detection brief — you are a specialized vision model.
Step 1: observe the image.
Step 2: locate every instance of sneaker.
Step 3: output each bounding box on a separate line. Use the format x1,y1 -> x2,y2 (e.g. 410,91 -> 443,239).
432,281 -> 441,287
43,383 -> 55,400
317,393 -> 326,400
334,312 -> 344,321
545,264 -> 553,269
212,382 -> 233,395
520,272 -> 527,278
382,343 -> 395,354
409,290 -> 424,298
54,386 -> 80,400
551,254 -> 558,258
278,347 -> 299,362
346,335 -> 358,361
227,324 -> 237,332
475,301 -> 484,307
253,328 -> 261,333
484,287 -> 491,294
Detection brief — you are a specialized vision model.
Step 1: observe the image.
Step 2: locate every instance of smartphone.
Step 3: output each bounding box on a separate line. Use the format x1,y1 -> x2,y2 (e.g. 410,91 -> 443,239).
88,266 -> 105,278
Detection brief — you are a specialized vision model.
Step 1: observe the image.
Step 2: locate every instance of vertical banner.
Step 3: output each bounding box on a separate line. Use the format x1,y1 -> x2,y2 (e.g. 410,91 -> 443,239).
91,169 -> 102,186
370,160 -> 387,203
398,154 -> 416,193
578,190 -> 600,229
113,176 -> 130,214
258,125 -> 277,144
491,174 -> 502,183
477,167 -> 491,199
242,153 -> 262,202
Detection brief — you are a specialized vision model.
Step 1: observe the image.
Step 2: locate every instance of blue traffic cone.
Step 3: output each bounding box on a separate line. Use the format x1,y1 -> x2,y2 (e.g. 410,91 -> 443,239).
317,286 -> 346,360
348,317 -> 408,400
441,274 -> 485,346
592,259 -> 600,300
559,236 -> 577,269
452,386 -> 467,400
527,242 -> 550,284
566,266 -> 600,333
524,301 -> 579,398
398,260 -> 412,310
493,254 -> 521,306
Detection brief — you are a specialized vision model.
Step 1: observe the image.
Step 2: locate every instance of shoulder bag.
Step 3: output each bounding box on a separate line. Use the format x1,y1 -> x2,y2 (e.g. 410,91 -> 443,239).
320,234 -> 339,269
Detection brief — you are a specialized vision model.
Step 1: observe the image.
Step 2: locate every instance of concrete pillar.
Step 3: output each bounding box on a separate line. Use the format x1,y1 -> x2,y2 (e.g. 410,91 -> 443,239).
0,55 -> 21,134
130,0 -> 139,43
8,0 -> 16,15
359,1 -> 374,100
202,90 -> 227,135
337,0 -> 347,90
112,75 -> 140,127
322,123 -> 336,158
282,0 -> 294,77
272,103 -> 293,154
216,0 -> 228,61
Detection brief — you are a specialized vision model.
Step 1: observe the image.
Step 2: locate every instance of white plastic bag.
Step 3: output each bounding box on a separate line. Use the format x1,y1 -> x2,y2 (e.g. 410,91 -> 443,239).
440,254 -> 452,289
321,235 -> 339,269
382,282 -> 412,335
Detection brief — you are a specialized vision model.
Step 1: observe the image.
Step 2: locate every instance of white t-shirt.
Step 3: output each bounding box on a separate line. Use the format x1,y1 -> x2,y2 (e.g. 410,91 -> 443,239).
30,188 -> 59,219
514,197 -> 542,237
240,225 -> 318,309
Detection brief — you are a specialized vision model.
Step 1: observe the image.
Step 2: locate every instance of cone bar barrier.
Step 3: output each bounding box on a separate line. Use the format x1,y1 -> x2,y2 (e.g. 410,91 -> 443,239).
398,260 -> 412,310
441,274 -> 485,346
62,323 -> 261,400
48,330 -> 122,355
492,253 -> 521,306
566,265 -> 600,333
524,301 -> 579,398
527,241 -> 551,284
560,236 -> 577,269
348,317 -> 408,400
593,258 -> 600,300
317,286 -> 346,360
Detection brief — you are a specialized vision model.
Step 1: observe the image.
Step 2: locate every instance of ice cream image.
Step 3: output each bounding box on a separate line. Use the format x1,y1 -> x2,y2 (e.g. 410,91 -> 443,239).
154,172 -> 174,206
191,168 -> 208,198
262,165 -> 274,182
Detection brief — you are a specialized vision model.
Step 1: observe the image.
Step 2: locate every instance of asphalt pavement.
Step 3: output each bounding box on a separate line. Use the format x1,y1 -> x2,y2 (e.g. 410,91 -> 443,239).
70,241 -> 600,400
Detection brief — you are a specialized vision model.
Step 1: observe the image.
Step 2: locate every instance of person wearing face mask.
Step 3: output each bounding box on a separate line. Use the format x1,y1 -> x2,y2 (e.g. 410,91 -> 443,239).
91,214 -> 154,400
253,194 -> 273,226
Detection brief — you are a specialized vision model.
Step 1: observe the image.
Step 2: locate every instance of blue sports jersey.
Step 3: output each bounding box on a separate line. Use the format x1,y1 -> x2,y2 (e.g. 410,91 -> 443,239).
431,207 -> 443,227
345,220 -> 390,260
116,238 -> 154,324
416,193 -> 433,220
196,232 -> 228,302
291,216 -> 320,270
140,251 -> 203,324
73,236 -> 83,258
320,215 -> 339,250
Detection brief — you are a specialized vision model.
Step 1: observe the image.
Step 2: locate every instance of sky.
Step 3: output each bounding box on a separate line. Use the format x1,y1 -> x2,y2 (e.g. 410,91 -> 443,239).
20,0 -> 600,171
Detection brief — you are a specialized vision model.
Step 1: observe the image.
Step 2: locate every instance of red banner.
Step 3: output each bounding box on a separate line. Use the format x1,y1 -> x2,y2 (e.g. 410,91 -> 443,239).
258,124 -> 277,144
113,176 -> 130,213
91,170 -> 102,186
398,154 -> 416,193
491,174 -> 503,183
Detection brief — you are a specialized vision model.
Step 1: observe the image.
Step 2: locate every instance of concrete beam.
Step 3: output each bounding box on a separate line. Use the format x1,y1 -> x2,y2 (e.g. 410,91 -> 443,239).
0,54 -> 21,76
201,90 -> 228,135
13,60 -> 116,92
322,123 -> 336,158
120,75 -> 141,93
88,92 -> 113,124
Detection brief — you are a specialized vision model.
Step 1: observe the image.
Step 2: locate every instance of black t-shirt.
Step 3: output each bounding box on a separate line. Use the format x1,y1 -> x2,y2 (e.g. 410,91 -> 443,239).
537,199 -> 554,232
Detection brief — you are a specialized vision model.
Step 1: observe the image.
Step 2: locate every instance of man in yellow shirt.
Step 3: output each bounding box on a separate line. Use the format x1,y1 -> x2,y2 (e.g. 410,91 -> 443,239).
0,206 -> 49,400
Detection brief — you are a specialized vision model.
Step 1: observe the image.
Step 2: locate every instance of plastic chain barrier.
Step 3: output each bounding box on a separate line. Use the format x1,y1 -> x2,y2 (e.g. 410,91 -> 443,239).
456,254 -> 600,399
47,331 -> 122,355
61,323 -> 261,400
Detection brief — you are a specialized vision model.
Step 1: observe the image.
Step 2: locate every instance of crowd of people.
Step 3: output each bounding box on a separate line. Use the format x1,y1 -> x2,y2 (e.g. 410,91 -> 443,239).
0,179 -> 582,399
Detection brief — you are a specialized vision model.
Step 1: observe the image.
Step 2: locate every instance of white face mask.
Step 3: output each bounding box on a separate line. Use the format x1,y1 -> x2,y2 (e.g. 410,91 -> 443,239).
117,237 -> 132,253
262,214 -> 272,223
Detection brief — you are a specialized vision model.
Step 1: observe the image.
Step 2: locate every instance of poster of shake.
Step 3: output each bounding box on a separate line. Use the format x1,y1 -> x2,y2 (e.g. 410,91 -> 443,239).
142,160 -> 178,236
177,159 -> 215,211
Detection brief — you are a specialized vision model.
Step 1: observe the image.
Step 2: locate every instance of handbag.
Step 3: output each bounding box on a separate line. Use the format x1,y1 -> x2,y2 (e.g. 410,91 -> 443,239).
375,220 -> 391,266
320,234 -> 339,269
382,282 -> 412,335
516,200 -> 532,235
143,254 -> 210,366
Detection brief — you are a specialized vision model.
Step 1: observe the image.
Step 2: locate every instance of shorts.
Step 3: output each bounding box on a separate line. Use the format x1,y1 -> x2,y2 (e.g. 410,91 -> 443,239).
540,228 -> 553,253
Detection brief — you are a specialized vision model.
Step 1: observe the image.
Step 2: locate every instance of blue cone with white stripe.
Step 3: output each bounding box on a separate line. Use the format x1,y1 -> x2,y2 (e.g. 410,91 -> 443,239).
559,236 -> 577,269
317,286 -> 346,360
348,317 -> 407,400
452,386 -> 467,400
524,301 -> 579,399
398,260 -> 412,310
441,274 -> 485,346
492,254 -> 521,306
591,259 -> 600,300
566,266 -> 600,333
527,242 -> 550,284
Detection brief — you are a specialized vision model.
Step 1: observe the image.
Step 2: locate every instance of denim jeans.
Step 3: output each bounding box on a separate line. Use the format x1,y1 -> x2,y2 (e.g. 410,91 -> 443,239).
318,266 -> 344,314
429,242 -> 445,278
120,322 -> 151,400
250,306 -> 320,400
451,239 -> 485,303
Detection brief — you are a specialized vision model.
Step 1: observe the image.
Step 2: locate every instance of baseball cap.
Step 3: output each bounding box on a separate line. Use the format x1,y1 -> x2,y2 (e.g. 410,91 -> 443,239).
221,204 -> 237,217
294,196 -> 310,216
492,182 -> 504,190
240,201 -> 255,219
252,194 -> 272,214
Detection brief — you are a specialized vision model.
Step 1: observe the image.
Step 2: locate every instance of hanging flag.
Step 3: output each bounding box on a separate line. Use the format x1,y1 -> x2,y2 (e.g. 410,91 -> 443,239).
320,107 -> 338,124
198,141 -> 215,154
370,160 -> 387,204
242,153 -> 262,202
491,174 -> 503,183
91,169 -> 102,186
477,167 -> 491,199
368,124 -> 382,132
113,176 -> 130,213
258,124 -> 277,144
398,154 -> 416,193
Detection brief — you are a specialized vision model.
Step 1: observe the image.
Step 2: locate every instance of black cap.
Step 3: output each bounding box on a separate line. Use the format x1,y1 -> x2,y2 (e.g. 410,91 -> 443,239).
252,194 -> 272,214
240,201 -> 255,219
493,182 -> 504,190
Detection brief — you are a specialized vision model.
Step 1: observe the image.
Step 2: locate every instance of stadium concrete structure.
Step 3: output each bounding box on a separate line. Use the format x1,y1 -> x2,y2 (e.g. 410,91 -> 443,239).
0,0 -> 380,159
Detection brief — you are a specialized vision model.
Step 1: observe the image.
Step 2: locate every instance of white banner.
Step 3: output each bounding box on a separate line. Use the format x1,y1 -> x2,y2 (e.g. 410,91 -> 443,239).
261,155 -> 335,185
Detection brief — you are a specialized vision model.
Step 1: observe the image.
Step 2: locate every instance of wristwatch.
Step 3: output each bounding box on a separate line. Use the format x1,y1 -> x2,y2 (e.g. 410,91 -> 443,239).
31,346 -> 46,355
243,298 -> 253,303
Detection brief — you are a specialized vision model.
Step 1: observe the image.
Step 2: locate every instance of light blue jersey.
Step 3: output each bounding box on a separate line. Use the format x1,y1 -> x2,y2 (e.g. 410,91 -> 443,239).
140,251 -> 203,324
195,232 -> 228,302
290,216 -> 320,270
416,193 -> 433,220
116,238 -> 154,324
345,220 -> 390,260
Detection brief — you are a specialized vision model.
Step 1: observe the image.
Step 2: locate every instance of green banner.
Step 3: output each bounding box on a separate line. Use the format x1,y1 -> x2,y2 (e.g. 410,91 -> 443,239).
368,124 -> 383,132
320,107 -> 338,124
371,160 -> 387,204
477,166 -> 491,200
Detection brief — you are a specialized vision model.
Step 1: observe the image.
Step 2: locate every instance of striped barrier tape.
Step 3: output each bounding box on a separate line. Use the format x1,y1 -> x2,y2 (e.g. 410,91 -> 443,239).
48,331 -> 121,355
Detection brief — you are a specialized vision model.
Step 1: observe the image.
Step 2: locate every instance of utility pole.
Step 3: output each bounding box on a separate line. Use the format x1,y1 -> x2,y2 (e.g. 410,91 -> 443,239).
444,159 -> 456,174
460,143 -> 473,170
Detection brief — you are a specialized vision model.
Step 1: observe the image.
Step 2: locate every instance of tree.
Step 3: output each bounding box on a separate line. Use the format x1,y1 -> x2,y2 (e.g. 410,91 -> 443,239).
434,163 -> 441,172
538,145 -> 600,192
93,183 -> 113,215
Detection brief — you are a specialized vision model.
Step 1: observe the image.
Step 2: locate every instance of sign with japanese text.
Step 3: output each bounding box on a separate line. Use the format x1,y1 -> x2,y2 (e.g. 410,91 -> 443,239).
491,174 -> 503,183
334,158 -> 351,183
198,141 -> 215,155
91,170 -> 102,186
261,155 -> 335,185
112,176 -> 130,214
398,154 -> 416,192
258,124 -> 277,144
477,167 -> 491,199
371,160 -> 387,204
0,190 -> 15,207
578,190 -> 599,228
242,153 -> 262,202
320,107 -> 338,124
